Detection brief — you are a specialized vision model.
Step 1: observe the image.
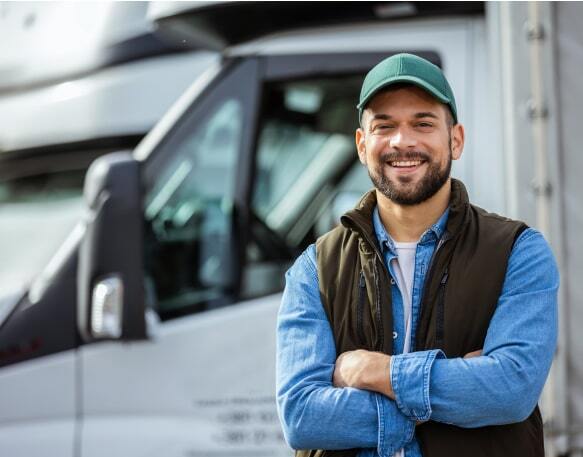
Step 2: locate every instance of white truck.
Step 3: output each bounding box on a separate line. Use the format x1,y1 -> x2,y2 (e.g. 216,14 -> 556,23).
0,2 -> 580,456
0,1 -> 216,313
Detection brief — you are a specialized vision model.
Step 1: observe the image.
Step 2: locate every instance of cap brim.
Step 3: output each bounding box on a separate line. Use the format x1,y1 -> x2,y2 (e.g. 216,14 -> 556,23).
357,75 -> 450,111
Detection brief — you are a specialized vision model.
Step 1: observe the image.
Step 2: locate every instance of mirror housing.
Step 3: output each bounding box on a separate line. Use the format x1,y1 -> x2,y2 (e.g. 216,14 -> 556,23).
77,152 -> 146,342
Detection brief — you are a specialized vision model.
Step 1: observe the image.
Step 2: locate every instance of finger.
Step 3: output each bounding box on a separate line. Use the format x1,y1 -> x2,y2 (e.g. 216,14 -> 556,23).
332,370 -> 346,388
463,349 -> 483,358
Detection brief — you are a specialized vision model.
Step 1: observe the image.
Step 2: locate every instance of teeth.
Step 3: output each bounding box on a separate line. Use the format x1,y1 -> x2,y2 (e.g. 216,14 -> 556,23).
390,160 -> 422,167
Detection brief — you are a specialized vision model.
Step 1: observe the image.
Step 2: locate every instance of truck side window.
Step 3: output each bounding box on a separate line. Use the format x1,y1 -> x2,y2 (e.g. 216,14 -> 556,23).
144,98 -> 242,318
142,59 -> 262,320
252,77 -> 365,245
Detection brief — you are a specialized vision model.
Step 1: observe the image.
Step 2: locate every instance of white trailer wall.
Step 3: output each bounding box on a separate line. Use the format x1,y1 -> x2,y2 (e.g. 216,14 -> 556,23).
555,2 -> 583,454
488,2 -> 582,455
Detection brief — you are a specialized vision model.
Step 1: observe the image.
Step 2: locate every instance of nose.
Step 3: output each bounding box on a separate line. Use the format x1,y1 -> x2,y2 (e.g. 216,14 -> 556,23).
388,127 -> 417,150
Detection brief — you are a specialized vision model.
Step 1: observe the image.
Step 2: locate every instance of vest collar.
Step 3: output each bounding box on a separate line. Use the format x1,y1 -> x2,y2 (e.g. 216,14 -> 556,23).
447,178 -> 471,236
341,178 -> 470,242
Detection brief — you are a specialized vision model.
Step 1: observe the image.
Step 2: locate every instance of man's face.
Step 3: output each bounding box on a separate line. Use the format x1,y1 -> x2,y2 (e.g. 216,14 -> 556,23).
356,85 -> 464,206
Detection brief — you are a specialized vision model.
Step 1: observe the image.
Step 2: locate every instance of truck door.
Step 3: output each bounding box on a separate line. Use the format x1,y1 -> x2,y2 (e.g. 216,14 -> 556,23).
0,349 -> 77,456
77,57 -> 285,457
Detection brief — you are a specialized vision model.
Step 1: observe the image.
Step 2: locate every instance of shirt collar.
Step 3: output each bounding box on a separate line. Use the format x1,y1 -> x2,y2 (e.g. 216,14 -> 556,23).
372,205 -> 450,254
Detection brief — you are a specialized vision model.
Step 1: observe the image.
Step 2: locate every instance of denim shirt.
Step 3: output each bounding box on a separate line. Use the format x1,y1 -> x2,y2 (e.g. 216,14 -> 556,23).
276,206 -> 559,457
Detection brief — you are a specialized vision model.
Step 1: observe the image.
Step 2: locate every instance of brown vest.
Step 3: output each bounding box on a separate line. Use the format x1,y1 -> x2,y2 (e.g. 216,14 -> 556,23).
297,179 -> 542,457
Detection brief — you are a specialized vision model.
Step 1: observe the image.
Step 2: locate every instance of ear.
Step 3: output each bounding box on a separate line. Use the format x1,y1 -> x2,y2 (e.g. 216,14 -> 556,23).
355,128 -> 367,165
451,123 -> 465,160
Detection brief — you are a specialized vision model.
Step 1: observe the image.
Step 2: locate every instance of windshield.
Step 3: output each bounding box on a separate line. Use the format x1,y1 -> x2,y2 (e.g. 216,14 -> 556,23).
0,168 -> 85,298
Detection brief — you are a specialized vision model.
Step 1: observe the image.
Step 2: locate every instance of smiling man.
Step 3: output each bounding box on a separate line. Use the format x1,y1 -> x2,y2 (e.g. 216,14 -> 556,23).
276,53 -> 558,457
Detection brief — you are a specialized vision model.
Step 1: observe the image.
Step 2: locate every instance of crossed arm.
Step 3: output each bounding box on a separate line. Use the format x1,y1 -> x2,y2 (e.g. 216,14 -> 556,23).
276,248 -> 414,456
333,348 -> 482,419
276,229 -> 558,453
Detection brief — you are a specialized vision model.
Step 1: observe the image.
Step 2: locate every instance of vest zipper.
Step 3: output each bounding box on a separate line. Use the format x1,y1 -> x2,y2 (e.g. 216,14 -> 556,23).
430,232 -> 451,269
417,231 -> 454,350
357,271 -> 367,346
373,259 -> 384,352
419,233 -> 450,311
435,268 -> 449,348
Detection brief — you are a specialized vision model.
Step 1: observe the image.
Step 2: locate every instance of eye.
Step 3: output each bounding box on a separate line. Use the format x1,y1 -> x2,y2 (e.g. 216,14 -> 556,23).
417,122 -> 433,128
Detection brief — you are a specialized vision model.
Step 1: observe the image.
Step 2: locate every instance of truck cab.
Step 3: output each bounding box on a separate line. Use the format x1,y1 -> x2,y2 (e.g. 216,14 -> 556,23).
0,3 -> 495,456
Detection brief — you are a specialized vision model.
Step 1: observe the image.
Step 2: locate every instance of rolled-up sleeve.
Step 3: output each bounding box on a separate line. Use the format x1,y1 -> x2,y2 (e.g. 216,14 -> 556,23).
390,350 -> 444,421
276,244 -> 415,455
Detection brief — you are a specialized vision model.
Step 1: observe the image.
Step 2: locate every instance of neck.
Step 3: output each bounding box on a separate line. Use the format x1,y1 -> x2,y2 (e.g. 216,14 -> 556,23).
377,179 -> 451,242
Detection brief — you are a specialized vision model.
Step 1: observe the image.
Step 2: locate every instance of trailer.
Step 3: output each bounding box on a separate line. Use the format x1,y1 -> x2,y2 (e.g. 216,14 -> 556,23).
486,3 -> 582,455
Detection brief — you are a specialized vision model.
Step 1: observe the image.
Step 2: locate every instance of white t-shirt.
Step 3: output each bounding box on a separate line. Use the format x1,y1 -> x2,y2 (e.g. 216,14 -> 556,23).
391,240 -> 418,457
392,241 -> 418,353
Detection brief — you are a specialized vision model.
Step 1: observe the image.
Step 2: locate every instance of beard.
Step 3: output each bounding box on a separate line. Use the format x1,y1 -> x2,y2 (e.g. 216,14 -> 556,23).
367,148 -> 452,206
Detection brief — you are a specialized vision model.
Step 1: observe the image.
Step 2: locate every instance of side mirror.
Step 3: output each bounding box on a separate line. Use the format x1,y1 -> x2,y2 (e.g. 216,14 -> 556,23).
77,152 -> 146,342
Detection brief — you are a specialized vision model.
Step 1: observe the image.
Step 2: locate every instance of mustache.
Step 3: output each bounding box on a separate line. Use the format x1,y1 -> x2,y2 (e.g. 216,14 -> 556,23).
380,151 -> 431,162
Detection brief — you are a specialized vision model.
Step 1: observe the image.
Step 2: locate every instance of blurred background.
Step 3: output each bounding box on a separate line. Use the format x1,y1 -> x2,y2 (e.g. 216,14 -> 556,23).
0,1 -> 581,456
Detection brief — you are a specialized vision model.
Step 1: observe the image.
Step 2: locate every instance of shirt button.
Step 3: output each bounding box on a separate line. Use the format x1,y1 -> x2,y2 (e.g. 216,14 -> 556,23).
393,332 -> 398,339
390,278 -> 396,285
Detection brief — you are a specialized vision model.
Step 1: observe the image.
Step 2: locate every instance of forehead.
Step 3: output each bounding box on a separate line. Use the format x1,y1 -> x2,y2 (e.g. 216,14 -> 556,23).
365,85 -> 446,117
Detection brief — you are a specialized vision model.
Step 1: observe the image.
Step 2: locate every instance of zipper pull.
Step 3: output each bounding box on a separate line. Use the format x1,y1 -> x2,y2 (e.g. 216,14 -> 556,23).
440,269 -> 449,285
436,268 -> 449,349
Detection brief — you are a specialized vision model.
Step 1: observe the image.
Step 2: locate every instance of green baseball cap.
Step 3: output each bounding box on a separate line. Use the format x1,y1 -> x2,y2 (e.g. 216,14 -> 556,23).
357,53 -> 458,123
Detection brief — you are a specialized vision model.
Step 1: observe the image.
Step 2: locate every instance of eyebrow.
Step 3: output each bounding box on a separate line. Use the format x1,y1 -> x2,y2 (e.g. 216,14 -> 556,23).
370,112 -> 440,121
414,112 -> 439,120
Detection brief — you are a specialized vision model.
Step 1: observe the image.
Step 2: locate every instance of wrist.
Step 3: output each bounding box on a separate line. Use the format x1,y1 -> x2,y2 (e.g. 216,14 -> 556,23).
361,352 -> 394,399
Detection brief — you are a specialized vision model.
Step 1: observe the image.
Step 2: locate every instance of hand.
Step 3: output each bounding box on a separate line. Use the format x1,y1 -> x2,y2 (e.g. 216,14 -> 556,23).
333,349 -> 395,399
463,349 -> 483,359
